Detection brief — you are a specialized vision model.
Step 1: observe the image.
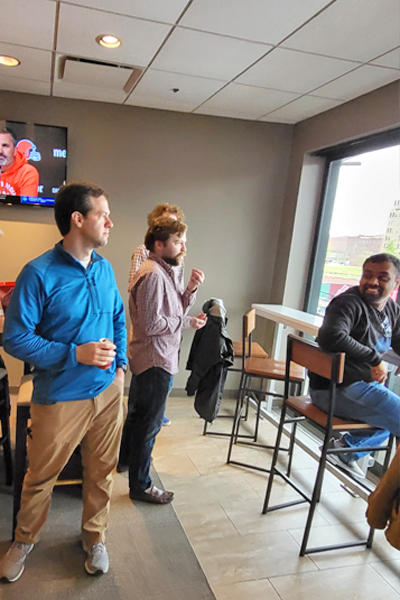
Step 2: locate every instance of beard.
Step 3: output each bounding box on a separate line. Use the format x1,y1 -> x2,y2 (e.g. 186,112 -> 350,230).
0,154 -> 10,166
163,252 -> 186,267
359,286 -> 384,304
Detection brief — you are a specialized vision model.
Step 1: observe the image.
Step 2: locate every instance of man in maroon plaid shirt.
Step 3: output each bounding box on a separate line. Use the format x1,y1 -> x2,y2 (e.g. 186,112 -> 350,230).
127,217 -> 206,504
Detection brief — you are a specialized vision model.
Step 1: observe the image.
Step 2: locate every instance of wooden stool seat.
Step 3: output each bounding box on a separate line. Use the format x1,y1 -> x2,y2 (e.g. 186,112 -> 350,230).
232,340 -> 268,359
245,357 -> 305,382
286,395 -> 373,430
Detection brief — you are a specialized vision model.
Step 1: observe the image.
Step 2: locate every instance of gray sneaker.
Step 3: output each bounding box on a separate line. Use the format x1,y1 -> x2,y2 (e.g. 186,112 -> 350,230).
323,437 -> 366,480
0,541 -> 34,583
83,541 -> 109,575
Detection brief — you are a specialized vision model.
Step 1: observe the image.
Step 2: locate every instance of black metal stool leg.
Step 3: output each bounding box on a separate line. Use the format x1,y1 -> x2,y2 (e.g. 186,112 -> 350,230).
366,526 -> 375,548
262,400 -> 289,513
286,421 -> 297,477
226,382 -> 245,463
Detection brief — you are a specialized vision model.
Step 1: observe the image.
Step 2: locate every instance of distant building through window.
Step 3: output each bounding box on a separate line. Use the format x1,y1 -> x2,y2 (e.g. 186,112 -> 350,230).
306,140 -> 400,316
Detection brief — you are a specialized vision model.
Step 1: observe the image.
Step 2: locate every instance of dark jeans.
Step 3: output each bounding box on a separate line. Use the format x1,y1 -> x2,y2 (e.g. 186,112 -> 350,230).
128,367 -> 172,492
119,375 -> 138,467
119,372 -> 173,467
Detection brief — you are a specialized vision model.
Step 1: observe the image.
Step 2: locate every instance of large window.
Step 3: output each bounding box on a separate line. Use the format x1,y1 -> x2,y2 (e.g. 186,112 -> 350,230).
306,130 -> 400,316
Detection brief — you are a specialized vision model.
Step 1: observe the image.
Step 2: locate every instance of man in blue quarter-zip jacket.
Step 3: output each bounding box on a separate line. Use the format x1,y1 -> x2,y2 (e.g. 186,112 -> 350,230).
0,182 -> 128,583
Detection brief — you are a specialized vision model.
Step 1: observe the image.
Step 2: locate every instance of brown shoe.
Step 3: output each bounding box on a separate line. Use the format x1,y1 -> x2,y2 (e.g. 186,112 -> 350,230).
129,485 -> 174,504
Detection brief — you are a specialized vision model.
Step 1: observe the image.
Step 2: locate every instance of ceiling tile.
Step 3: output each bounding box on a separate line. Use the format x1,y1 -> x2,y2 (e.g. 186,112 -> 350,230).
180,0 -> 332,45
57,3 -> 172,67
52,81 -> 126,104
283,0 -> 400,63
237,48 -> 359,94
261,95 -> 343,123
371,47 -> 400,70
0,0 -> 56,51
0,43 -> 52,82
126,68 -> 226,112
60,58 -> 133,89
0,0 -> 397,123
198,82 -> 300,118
313,65 -> 400,101
0,74 -> 50,96
152,28 -> 270,81
61,0 -> 191,23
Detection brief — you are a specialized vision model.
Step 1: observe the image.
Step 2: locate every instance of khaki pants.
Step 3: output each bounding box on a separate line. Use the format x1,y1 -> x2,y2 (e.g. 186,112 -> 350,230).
15,380 -> 123,547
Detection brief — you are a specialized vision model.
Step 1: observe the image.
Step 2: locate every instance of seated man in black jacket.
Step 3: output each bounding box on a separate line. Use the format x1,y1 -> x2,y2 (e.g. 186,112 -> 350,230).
309,253 -> 400,479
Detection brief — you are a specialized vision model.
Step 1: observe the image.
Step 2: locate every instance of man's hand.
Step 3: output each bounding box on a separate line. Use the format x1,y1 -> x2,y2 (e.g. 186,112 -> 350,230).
190,313 -> 207,330
371,361 -> 388,384
187,269 -> 205,293
76,341 -> 116,368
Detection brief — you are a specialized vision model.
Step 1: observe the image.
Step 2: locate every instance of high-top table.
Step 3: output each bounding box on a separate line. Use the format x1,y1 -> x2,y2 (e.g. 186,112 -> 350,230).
252,304 -> 323,361
253,303 -> 400,366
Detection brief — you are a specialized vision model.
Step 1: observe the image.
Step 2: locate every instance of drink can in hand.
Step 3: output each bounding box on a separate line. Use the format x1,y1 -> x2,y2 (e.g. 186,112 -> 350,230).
99,338 -> 113,369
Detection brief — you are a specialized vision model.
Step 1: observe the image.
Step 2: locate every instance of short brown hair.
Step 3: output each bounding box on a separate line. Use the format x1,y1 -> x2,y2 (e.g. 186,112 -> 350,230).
147,203 -> 185,226
145,217 -> 187,252
55,182 -> 106,236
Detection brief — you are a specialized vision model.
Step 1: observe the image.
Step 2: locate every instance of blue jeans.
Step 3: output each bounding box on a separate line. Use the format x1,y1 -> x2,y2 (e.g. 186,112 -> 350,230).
310,380 -> 400,460
119,373 -> 173,466
128,367 -> 173,492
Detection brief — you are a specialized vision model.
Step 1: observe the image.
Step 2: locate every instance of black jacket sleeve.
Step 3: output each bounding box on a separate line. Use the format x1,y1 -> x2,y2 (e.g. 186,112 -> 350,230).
317,294 -> 381,367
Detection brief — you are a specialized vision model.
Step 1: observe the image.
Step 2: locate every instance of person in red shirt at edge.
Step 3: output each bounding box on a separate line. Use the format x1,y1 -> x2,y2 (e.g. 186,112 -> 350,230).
0,127 -> 39,197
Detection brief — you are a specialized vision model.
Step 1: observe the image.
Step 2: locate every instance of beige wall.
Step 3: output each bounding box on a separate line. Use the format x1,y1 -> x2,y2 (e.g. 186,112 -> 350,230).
0,90 -> 293,387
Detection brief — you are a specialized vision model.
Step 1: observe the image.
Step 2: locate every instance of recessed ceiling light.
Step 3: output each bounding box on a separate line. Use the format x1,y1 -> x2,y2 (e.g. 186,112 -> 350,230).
0,56 -> 20,67
96,34 -> 121,49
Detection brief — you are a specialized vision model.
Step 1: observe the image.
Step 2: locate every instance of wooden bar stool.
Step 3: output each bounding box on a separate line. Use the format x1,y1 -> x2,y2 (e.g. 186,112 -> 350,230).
226,310 -> 305,472
203,309 -> 269,437
262,334 -> 394,556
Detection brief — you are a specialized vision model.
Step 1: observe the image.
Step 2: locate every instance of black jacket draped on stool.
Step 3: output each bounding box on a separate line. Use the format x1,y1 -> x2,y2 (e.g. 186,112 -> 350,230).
185,298 -> 234,422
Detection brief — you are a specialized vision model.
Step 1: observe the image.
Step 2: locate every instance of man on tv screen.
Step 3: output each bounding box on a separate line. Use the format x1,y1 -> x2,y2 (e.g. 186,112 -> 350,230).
0,127 -> 39,197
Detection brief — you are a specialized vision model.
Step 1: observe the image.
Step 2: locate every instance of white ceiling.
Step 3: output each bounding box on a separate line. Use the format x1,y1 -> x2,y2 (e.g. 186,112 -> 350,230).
0,0 -> 399,124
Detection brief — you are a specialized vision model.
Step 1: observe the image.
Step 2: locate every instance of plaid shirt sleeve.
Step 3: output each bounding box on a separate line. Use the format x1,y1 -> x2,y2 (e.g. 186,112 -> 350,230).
128,244 -> 149,292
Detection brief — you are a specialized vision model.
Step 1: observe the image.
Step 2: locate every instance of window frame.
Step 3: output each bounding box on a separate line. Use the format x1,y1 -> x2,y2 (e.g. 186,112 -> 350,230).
304,126 -> 400,314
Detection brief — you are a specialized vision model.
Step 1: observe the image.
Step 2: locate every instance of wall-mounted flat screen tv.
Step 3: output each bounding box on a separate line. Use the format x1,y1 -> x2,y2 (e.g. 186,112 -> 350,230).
0,120 -> 67,207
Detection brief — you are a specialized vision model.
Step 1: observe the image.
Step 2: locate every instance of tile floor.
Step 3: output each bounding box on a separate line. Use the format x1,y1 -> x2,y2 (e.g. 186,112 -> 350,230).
153,396 -> 400,600
7,392 -> 400,599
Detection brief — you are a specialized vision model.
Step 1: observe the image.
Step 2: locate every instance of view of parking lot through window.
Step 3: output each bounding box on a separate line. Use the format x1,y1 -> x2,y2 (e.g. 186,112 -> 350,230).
317,144 -> 400,316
